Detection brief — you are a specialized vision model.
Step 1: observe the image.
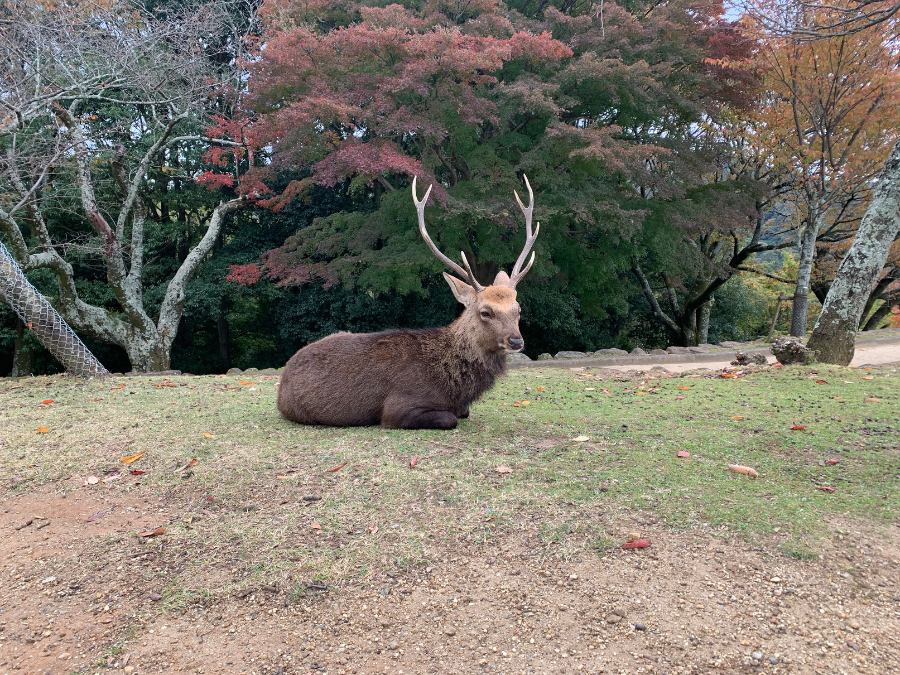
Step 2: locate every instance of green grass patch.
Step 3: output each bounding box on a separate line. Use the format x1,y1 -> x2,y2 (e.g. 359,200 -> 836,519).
1,363 -> 897,594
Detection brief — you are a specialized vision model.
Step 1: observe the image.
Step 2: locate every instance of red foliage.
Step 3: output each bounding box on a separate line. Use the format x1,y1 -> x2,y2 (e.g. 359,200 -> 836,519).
195,171 -> 235,190
226,263 -> 263,286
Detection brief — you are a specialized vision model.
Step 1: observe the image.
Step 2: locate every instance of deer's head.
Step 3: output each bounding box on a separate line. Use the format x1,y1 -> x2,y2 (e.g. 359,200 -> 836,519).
413,176 -> 540,355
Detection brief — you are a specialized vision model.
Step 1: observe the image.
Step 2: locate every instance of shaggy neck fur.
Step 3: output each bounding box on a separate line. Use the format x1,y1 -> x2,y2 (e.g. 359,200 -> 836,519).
419,317 -> 507,408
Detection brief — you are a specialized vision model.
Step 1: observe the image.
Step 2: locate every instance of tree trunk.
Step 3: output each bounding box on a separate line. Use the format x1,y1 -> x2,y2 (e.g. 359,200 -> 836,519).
861,298 -> 897,331
218,314 -> 232,370
698,297 -> 713,344
11,318 -> 34,377
790,209 -> 821,337
807,139 -> 900,364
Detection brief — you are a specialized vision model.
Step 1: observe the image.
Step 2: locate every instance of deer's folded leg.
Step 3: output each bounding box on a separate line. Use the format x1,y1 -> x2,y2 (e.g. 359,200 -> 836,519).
381,401 -> 458,430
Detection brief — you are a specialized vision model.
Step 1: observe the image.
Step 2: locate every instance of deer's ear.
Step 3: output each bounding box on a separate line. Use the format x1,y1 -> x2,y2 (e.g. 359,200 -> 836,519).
443,272 -> 477,307
492,271 -> 512,287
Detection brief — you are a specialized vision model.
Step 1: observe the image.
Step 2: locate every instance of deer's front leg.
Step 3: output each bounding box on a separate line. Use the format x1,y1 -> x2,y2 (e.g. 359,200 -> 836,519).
381,396 -> 458,430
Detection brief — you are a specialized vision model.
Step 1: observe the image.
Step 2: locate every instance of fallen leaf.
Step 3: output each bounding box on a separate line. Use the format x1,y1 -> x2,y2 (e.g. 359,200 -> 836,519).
622,539 -> 651,549
817,486 -> 836,493
41,399 -> 54,405
91,398 -> 102,402
494,466 -> 513,474
833,396 -> 843,400
36,427 -> 49,433
826,458 -> 838,465
325,462 -> 346,472
174,458 -> 198,473
572,435 -> 590,442
862,375 -> 875,380
409,456 -> 418,468
513,401 -> 521,407
636,391 -> 647,395
111,384 -> 124,390
130,470 -> 146,475
85,511 -> 105,522
521,400 -> 530,406
602,389 -> 611,395
138,528 -> 165,538
675,396 -> 685,400
773,363 -> 783,368
202,433 -> 216,439
83,476 -> 100,485
311,521 -> 322,530
240,381 -> 255,385
369,524 -> 378,534
536,387 -> 544,391
677,386 -> 691,390
732,416 -> 745,420
790,424 -> 806,431
864,398 -> 880,403
101,474 -> 121,483
584,387 -> 595,391
815,379 -> 828,384
719,373 -> 737,379
677,451 -> 690,458
728,464 -> 759,477
120,451 -> 145,464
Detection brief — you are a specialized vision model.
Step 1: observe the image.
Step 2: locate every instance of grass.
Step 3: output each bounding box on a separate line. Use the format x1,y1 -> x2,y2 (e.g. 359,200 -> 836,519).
2,362 -> 898,604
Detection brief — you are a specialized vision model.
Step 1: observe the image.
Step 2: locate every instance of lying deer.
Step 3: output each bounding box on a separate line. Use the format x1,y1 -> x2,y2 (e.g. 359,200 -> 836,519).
277,176 -> 540,429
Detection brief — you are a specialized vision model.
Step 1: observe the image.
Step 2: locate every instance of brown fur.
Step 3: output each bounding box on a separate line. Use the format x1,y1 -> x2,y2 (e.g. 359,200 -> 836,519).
277,283 -> 523,429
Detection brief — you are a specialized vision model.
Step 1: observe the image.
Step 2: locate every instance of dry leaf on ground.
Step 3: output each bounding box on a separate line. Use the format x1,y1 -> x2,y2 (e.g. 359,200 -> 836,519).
120,451 -> 145,463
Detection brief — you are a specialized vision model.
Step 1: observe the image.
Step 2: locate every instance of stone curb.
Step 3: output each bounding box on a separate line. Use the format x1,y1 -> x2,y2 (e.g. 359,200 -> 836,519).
508,334 -> 900,370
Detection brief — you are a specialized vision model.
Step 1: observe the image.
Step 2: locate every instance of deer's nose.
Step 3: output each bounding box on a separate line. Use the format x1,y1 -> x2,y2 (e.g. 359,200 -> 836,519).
508,337 -> 524,351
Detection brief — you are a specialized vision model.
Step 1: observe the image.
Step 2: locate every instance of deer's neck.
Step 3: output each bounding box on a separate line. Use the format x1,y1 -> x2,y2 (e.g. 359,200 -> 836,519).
433,319 -> 507,404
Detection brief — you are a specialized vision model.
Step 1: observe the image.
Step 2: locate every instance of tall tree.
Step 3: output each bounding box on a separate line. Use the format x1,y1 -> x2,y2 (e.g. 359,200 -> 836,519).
749,0 -> 900,337
0,0 -> 256,371
232,0 -> 757,351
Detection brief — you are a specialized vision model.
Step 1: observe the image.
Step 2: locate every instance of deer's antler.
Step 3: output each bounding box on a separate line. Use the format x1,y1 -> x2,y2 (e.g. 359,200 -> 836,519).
508,174 -> 540,289
412,176 -> 484,291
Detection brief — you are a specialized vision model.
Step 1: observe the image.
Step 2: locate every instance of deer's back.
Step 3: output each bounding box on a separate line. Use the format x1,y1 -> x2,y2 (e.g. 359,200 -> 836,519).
277,329 -> 445,426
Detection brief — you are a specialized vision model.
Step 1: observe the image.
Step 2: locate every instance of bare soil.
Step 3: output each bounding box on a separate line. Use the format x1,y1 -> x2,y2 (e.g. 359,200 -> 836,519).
2,488 -> 898,675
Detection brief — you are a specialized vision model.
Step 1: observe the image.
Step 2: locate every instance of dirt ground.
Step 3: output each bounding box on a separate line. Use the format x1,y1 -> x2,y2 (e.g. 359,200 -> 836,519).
2,488 -> 898,675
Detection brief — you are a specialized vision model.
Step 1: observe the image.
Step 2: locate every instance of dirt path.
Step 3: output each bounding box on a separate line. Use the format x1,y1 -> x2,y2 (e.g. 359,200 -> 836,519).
2,490 -> 898,675
601,341 -> 900,373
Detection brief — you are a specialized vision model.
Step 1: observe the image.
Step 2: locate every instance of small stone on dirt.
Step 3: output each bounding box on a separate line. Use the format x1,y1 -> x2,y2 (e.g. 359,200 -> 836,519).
634,623 -> 646,631
606,614 -> 622,624
445,627 -> 456,636
752,651 -> 763,661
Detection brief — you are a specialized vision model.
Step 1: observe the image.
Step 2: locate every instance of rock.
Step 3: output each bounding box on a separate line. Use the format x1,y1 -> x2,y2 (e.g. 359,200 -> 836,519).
751,651 -> 763,661
244,367 -> 259,373
630,347 -> 647,355
626,532 -> 641,541
650,366 -> 670,372
666,346 -> 690,354
769,657 -> 779,665
592,348 -> 628,356
226,367 -> 242,375
650,349 -> 667,356
445,626 -> 457,636
611,608 -> 627,618
507,353 -> 532,363
731,351 -> 768,366
57,652 -> 71,660
687,346 -> 709,353
606,614 -> 623,624
771,336 -> 816,365
719,341 -> 743,348
537,353 -> 554,361
848,620 -> 860,630
634,623 -> 646,631
389,640 -> 399,650
554,351 -> 588,359
698,343 -> 717,349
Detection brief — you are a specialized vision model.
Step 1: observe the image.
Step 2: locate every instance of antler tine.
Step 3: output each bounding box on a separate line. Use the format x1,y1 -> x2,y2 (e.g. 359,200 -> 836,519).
509,175 -> 540,288
412,177 -> 484,291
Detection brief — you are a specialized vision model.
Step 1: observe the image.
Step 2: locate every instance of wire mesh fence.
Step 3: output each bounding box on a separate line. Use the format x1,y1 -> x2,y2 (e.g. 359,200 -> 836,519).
0,241 -> 108,377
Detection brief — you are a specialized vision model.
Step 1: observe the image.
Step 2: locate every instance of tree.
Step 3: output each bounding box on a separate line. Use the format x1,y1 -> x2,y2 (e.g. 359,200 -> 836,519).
0,0 -> 255,371
231,0 -> 758,353
748,0 -> 900,337
807,142 -> 900,362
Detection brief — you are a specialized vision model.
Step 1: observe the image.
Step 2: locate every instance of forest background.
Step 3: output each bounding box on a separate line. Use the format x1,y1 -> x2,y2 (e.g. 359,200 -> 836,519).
2,0 -> 899,375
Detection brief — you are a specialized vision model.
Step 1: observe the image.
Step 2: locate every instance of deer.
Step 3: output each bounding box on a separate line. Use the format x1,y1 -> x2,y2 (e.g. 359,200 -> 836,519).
277,176 -> 540,429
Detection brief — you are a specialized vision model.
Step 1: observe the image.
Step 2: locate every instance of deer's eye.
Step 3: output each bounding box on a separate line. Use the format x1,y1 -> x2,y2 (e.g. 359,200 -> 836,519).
480,311 -> 492,319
